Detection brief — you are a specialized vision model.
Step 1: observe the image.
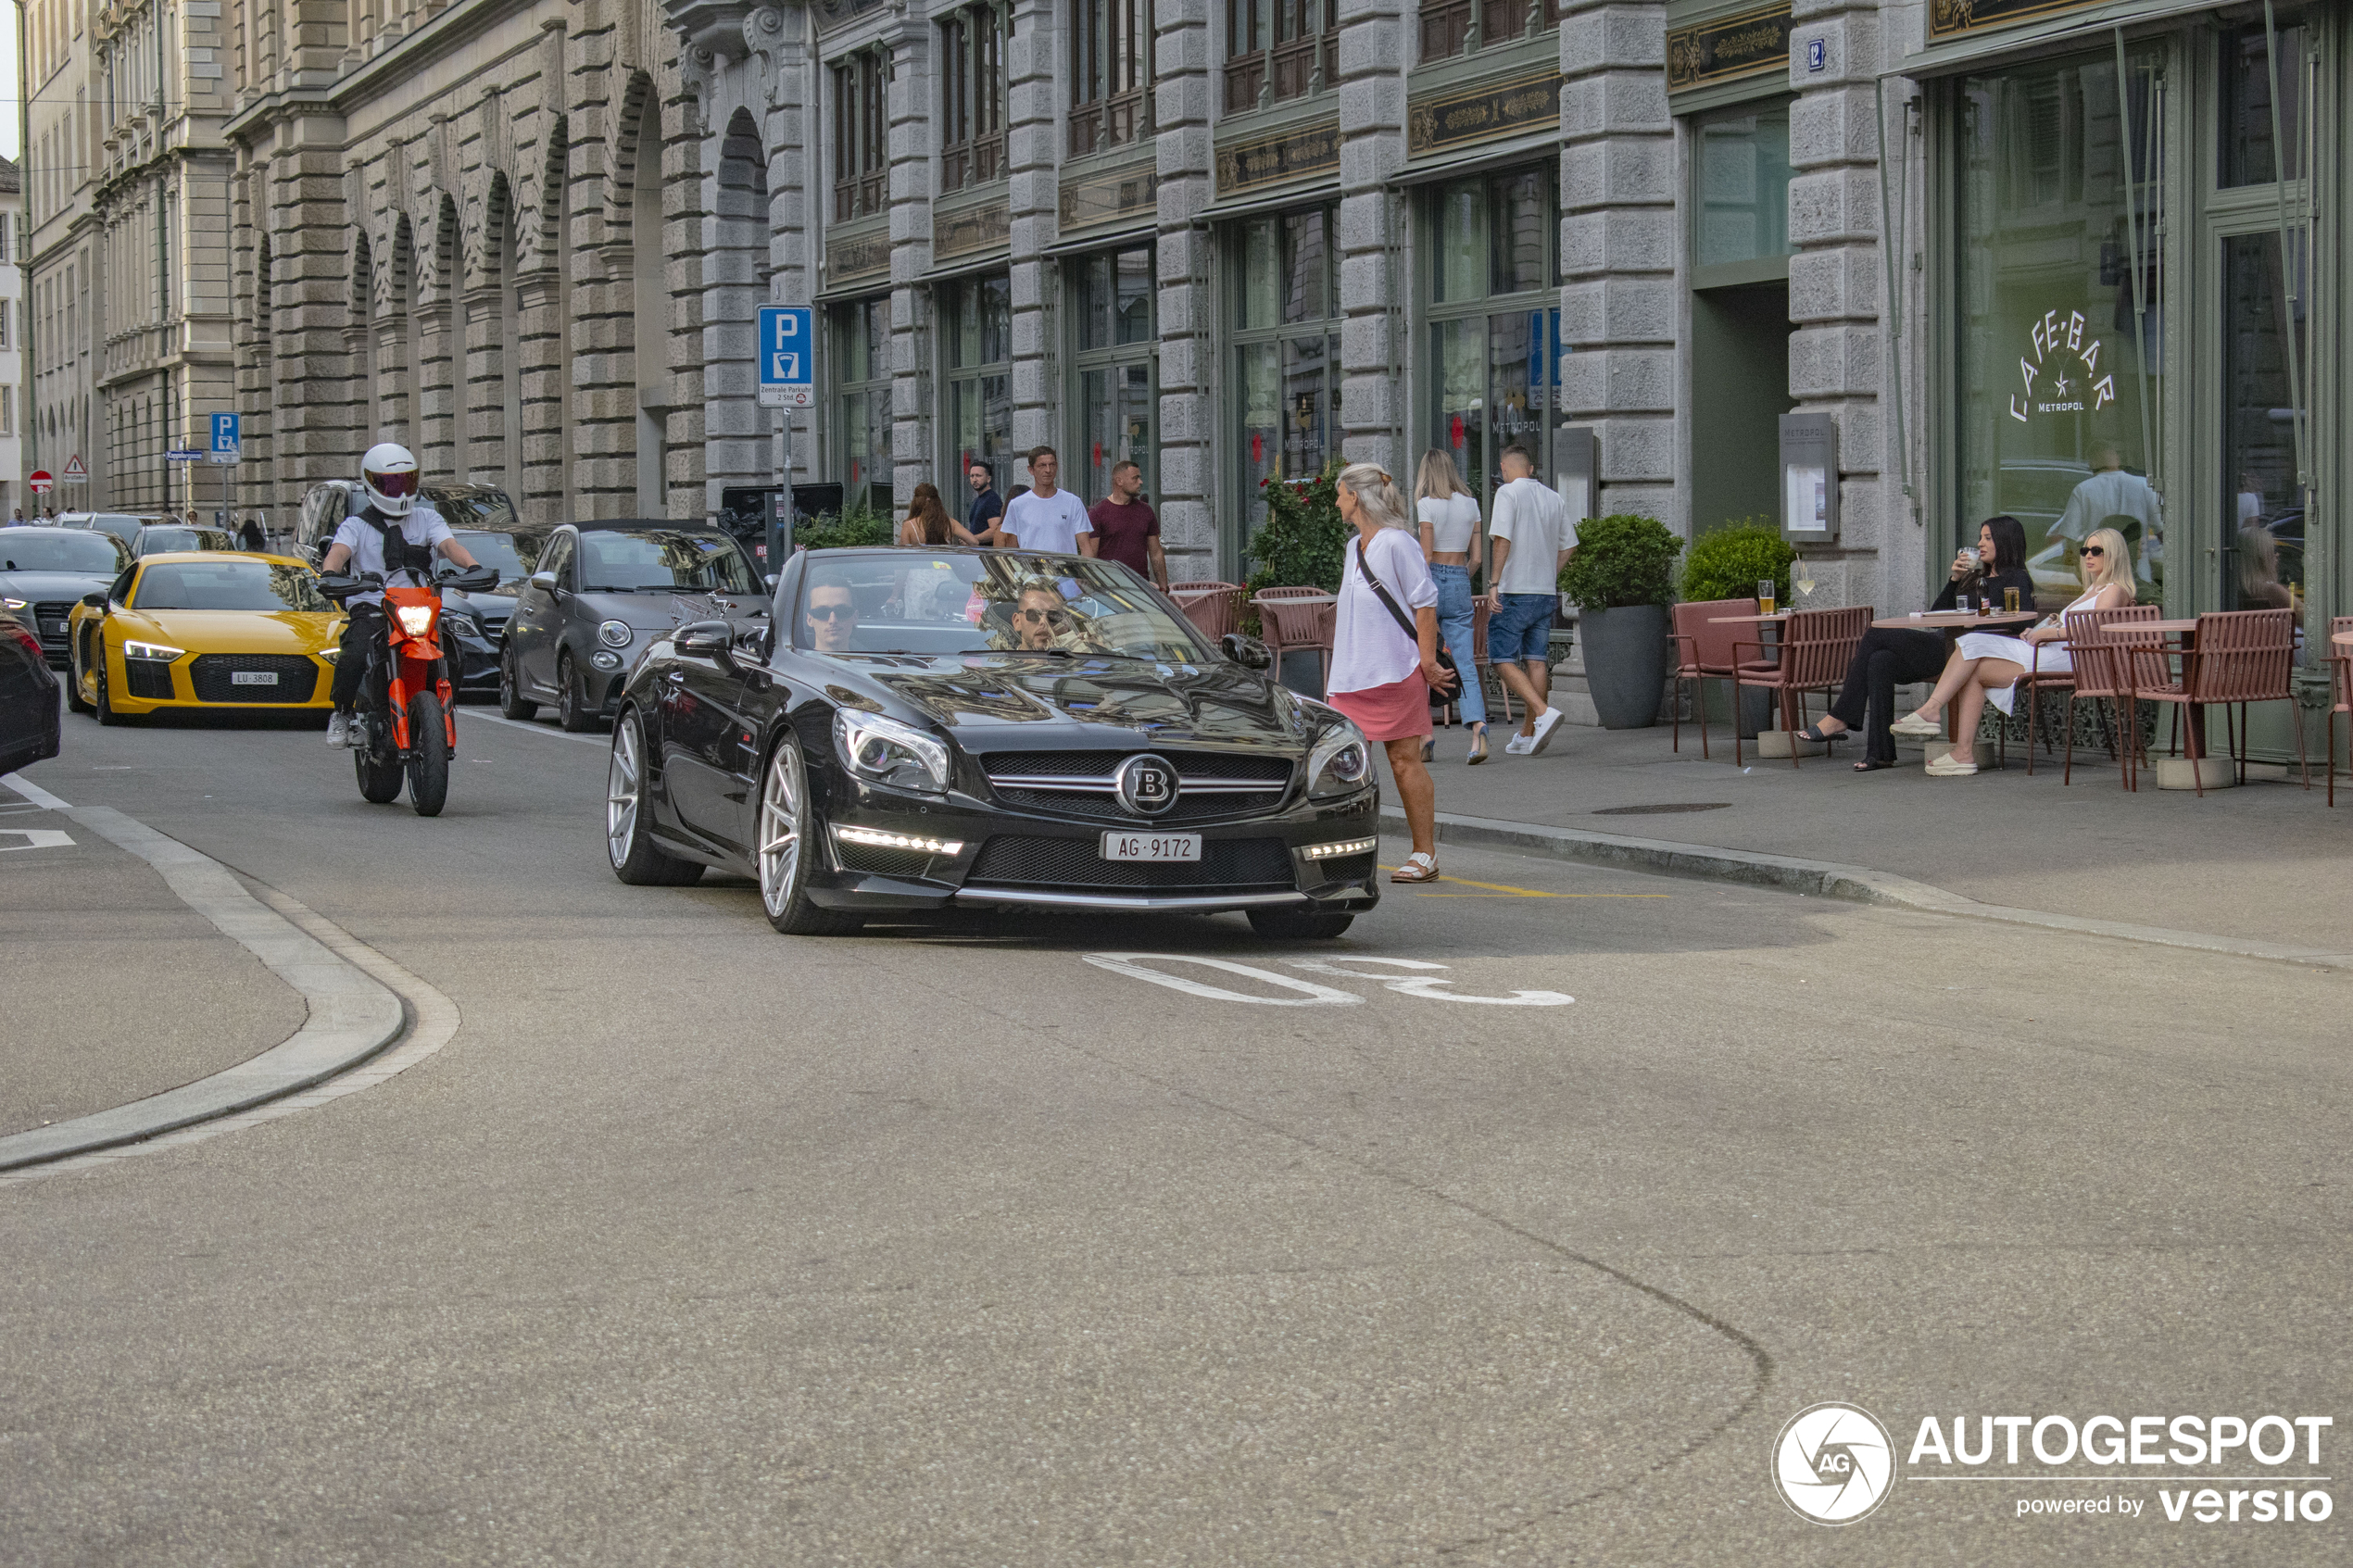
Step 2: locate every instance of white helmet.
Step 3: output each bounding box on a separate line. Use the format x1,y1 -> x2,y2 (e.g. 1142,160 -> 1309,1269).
361,442 -> 422,519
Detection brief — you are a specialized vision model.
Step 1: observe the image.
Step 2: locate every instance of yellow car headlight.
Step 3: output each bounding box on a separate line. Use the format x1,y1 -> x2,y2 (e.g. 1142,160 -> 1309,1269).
319,646 -> 341,666
123,639 -> 185,662
396,605 -> 436,637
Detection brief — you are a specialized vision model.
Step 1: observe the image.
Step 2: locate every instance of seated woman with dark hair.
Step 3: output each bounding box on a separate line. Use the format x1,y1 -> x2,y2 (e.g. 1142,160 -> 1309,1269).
1803,515 -> 2038,771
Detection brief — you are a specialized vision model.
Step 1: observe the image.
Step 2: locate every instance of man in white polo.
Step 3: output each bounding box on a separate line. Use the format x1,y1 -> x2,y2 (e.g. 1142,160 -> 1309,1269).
1000,446 -> 1095,558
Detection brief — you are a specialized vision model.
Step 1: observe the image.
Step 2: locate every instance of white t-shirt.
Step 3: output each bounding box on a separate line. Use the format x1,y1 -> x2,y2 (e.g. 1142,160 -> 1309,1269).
1328,528 -> 1439,696
1001,488 -> 1093,556
1489,476 -> 1568,596
1417,493 -> 1480,554
331,506 -> 454,608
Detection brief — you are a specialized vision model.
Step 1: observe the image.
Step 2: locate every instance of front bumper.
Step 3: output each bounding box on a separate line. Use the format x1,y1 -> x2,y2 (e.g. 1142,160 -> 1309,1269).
800,779 -> 1383,917
106,648 -> 335,712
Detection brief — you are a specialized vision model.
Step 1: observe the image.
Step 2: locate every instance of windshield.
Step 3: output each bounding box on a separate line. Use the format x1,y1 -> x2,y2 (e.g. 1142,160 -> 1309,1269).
138,528 -> 235,556
577,530 -> 759,594
425,489 -> 518,530
133,560 -> 332,613
454,529 -> 539,584
791,551 -> 1207,660
0,532 -> 129,573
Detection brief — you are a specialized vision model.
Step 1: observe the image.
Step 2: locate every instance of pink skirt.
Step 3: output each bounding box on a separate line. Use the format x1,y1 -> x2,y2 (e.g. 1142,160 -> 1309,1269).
1327,672 -> 1431,742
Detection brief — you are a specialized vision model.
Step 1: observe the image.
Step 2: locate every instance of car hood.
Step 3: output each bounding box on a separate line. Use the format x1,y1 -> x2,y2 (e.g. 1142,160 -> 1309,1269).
442,585 -> 516,624
0,571 -> 114,602
832,652 -> 1316,753
126,608 -> 342,652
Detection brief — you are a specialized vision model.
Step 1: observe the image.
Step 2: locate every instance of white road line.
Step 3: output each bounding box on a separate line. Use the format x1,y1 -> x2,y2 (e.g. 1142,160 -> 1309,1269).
1,771 -> 74,809
468,711 -> 610,746
0,829 -> 75,851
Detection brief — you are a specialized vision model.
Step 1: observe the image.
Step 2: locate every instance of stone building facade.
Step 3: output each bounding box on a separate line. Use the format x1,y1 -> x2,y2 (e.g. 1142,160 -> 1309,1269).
216,0 -> 2346,668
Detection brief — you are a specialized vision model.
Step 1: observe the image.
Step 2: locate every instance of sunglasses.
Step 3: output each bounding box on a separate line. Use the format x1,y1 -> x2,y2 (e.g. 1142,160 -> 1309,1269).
1015,607 -> 1069,625
2080,546 -> 2106,558
807,603 -> 855,621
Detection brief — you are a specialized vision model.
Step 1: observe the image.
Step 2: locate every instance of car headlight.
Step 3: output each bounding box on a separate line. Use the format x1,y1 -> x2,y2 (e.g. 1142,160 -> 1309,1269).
123,639 -> 184,662
443,610 -> 479,638
1306,721 -> 1372,797
319,646 -> 341,665
1,596 -> 25,609
598,620 -> 633,647
396,604 -> 435,636
834,709 -> 952,795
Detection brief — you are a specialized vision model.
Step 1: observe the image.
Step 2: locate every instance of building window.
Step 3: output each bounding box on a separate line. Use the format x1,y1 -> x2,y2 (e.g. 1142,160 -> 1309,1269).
1067,245 -> 1155,505
0,299 -> 10,348
941,273 -> 1013,495
1072,0 -> 1150,157
940,5 -> 1008,192
1420,0 -> 1564,63
1425,168 -> 1560,512
1224,0 -> 1336,114
1231,207 -> 1340,548
1,385 -> 13,435
832,48 -> 889,224
831,295 -> 893,515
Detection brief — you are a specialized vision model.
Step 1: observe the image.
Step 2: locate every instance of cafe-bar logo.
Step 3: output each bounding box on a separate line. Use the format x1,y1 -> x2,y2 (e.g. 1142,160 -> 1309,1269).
2011,306 -> 2117,422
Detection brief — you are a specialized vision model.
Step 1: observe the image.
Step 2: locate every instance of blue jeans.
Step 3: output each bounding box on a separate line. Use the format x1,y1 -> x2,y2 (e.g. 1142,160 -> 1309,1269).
1429,563 -> 1486,725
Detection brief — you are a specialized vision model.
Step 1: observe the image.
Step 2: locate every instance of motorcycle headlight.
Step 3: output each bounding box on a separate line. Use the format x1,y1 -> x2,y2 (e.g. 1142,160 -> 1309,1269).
1306,721 -> 1372,798
396,604 -> 435,637
123,639 -> 184,662
598,619 -> 633,648
834,709 -> 952,796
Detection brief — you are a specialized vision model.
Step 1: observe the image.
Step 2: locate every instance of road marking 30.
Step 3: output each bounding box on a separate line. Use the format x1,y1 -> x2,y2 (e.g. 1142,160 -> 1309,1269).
1082,952 -> 1570,1007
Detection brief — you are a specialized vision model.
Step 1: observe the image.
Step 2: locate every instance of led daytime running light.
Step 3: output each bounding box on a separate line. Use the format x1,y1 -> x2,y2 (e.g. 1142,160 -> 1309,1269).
1302,836 -> 1378,860
834,824 -> 964,856
123,639 -> 184,662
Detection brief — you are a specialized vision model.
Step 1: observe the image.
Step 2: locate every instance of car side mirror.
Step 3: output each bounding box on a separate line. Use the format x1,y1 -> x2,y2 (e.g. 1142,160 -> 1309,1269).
1221,633 -> 1273,671
80,591 -> 105,608
764,573 -> 780,590
674,619 -> 734,662
529,571 -> 558,593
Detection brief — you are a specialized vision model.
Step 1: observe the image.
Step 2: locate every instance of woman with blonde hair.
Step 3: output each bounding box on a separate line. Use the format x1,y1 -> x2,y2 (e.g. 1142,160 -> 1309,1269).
1328,461 -> 1454,882
1900,525 -> 2138,777
1414,449 -> 1489,763
899,483 -> 978,547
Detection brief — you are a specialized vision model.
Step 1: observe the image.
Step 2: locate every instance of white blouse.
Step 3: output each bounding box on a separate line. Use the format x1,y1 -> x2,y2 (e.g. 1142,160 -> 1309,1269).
1417,493 -> 1481,555
1328,528 -> 1440,695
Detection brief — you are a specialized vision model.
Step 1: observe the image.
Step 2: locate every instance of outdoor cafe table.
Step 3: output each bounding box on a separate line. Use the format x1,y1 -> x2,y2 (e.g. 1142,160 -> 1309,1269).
2331,629 -> 2353,649
1869,611 -> 2040,741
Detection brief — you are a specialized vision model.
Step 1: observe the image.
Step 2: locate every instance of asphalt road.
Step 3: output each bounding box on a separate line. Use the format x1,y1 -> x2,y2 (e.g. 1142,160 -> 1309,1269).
2,697 -> 2346,1565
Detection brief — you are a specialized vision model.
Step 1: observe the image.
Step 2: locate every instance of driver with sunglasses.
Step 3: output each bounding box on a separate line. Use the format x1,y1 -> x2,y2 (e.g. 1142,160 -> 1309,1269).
803,577 -> 861,653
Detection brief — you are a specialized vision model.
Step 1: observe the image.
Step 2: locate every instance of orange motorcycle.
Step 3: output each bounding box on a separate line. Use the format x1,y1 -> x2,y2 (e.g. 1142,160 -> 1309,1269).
321,566 -> 498,816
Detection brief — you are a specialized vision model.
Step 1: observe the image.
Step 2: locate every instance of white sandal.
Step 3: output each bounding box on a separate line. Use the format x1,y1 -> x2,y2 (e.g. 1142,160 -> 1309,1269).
1390,852 -> 1441,884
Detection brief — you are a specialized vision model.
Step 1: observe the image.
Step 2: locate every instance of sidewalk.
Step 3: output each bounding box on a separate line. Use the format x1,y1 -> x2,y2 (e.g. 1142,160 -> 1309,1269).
1386,717 -> 2353,953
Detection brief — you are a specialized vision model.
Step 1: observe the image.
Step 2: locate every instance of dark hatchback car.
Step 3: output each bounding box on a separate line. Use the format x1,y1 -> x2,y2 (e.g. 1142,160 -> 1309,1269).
501,520 -> 769,732
0,526 -> 134,666
0,608 -> 64,773
600,546 -> 1381,939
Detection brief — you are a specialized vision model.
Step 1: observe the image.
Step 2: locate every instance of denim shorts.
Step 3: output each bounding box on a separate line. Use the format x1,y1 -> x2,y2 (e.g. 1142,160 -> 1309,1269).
1489,593 -> 1557,664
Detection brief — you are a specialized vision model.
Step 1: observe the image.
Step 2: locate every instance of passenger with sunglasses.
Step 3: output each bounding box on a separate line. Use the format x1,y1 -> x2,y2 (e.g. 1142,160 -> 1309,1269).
1899,525 -> 2138,777
1000,579 -> 1105,654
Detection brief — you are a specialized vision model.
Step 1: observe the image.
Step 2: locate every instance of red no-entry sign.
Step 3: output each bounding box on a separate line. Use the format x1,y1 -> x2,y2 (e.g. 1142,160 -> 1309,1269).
27,470 -> 51,495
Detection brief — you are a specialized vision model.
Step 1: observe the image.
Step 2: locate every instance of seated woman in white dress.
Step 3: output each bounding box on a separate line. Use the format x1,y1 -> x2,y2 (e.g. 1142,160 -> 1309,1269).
1898,525 -> 2139,777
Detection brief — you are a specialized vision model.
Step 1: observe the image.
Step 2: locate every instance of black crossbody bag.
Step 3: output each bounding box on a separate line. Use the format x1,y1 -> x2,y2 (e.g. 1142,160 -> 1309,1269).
1353,539 -> 1460,695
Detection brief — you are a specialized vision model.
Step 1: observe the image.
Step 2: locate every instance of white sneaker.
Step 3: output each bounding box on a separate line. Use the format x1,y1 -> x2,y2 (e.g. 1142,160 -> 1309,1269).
1504,733 -> 1535,756
325,712 -> 351,748
1528,706 -> 1566,754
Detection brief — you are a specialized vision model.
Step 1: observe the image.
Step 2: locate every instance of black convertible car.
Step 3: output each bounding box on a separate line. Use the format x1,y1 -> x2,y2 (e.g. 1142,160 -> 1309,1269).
603,546 -> 1382,937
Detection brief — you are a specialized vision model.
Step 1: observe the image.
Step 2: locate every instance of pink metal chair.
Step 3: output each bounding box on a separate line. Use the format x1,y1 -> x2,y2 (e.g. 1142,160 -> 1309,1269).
1252,586 -> 1338,693
1168,581 -> 1244,643
2120,608 -> 2306,797
2328,615 -> 2353,806
1668,596 -> 1758,759
1730,607 -> 1869,769
2055,604 -> 2160,787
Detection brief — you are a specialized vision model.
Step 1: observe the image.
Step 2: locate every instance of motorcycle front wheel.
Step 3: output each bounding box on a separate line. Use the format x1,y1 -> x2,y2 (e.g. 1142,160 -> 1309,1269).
407,688 -> 449,817
355,715 -> 404,803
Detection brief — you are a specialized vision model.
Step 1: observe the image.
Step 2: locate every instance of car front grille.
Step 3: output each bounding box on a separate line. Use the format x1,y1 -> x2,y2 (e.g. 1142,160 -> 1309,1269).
124,659 -> 176,700
33,603 -> 74,655
968,834 -> 1294,891
189,653 -> 323,704
978,749 -> 1292,822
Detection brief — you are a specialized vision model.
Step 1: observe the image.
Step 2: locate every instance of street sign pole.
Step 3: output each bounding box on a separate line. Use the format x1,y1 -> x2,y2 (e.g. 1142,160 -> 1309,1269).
208,413 -> 243,533
756,306 -> 814,571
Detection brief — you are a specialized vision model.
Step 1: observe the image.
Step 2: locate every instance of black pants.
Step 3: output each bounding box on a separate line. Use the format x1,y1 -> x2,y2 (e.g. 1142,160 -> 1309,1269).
331,603 -> 384,711
1826,627 -> 1949,761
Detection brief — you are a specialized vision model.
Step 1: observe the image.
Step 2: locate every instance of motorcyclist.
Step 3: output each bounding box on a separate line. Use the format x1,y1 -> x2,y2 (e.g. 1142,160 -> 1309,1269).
320,443 -> 481,748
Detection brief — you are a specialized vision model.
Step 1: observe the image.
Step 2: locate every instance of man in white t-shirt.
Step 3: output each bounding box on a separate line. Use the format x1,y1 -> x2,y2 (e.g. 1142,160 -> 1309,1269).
1484,445 -> 1572,754
999,447 -> 1096,558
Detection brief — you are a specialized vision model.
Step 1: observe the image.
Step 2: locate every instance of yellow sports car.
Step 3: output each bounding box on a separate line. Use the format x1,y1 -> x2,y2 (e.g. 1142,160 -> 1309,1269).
67,552 -> 344,723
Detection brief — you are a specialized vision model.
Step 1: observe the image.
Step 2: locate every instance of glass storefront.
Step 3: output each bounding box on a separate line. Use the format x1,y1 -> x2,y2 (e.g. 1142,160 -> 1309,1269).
1954,46 -> 2164,606
1425,169 -> 1561,514
1068,245 -> 1156,504
1230,207 -> 1340,551
941,273 -> 1013,495
831,295 -> 893,516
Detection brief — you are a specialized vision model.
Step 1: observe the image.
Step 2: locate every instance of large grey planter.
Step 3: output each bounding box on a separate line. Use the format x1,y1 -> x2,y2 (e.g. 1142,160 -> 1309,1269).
1580,603 -> 1672,730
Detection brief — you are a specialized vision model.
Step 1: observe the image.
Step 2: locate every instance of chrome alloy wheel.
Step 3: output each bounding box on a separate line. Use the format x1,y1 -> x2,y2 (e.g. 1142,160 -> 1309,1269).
607,714 -> 641,870
758,739 -> 804,919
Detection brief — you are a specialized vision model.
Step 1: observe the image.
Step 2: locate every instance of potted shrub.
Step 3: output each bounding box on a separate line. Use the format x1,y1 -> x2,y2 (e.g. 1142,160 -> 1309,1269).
1681,521 -> 1797,737
1240,468 -> 1347,644
1557,513 -> 1682,729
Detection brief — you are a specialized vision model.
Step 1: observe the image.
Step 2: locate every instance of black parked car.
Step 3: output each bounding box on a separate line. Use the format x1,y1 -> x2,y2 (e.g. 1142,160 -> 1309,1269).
0,608 -> 63,774
601,546 -> 1381,939
0,526 -> 134,666
501,520 -> 769,732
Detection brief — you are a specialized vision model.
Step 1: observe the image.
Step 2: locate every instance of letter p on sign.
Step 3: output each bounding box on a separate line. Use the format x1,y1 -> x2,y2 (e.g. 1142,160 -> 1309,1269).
759,307 -> 813,408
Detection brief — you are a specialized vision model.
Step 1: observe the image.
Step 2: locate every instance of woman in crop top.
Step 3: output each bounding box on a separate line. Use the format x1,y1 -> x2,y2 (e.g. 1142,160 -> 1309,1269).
1415,450 -> 1489,764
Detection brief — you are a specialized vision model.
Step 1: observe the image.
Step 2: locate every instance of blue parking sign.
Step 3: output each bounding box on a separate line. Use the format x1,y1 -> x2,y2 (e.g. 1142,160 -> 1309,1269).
759,307 -> 813,408
208,411 -> 241,464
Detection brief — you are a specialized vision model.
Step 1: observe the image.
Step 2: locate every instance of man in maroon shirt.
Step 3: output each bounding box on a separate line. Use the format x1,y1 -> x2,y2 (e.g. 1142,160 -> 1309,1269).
1086,461 -> 1167,588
